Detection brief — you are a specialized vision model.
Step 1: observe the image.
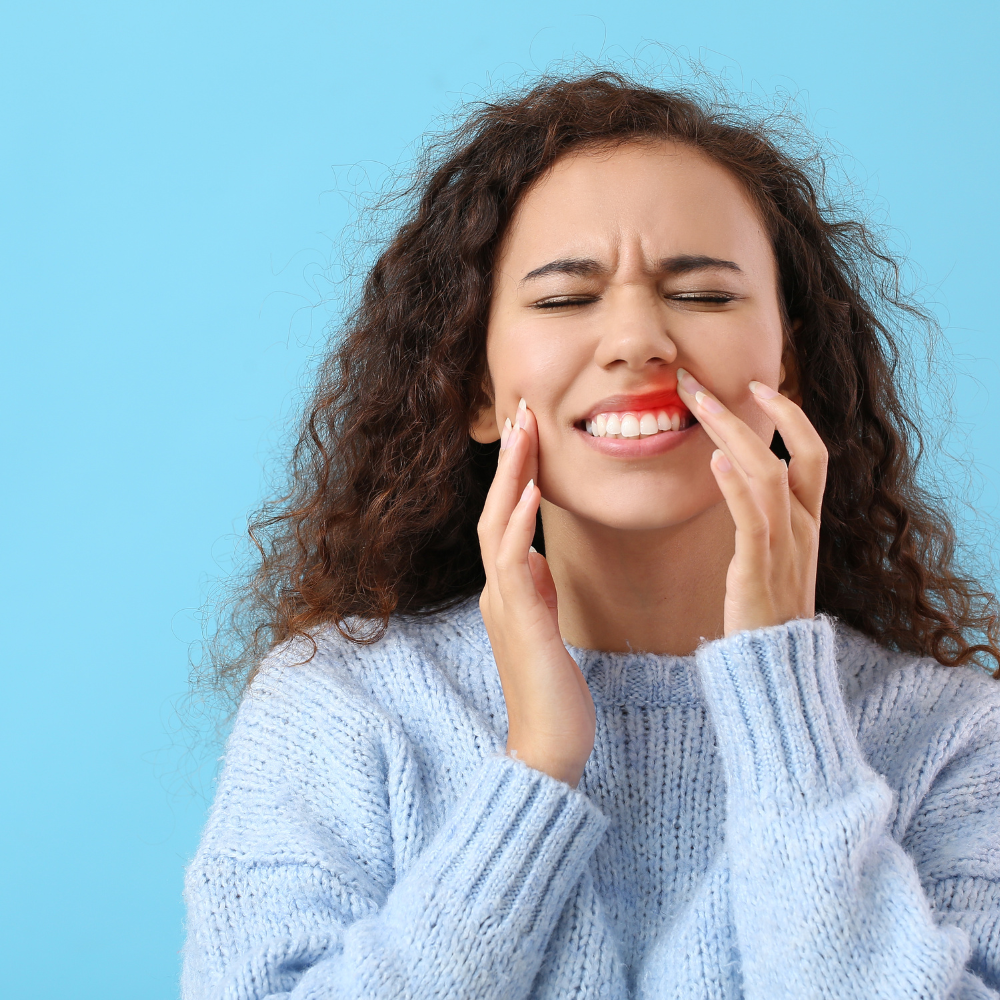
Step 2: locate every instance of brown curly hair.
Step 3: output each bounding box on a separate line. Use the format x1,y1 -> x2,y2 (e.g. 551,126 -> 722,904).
202,70 -> 999,701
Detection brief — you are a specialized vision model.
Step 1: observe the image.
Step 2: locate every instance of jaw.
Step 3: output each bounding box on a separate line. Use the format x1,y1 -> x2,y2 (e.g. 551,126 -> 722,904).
537,425 -> 722,533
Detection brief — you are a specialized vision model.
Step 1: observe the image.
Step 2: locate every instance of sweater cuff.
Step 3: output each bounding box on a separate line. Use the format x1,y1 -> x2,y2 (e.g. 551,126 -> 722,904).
409,753 -> 608,934
695,616 -> 874,808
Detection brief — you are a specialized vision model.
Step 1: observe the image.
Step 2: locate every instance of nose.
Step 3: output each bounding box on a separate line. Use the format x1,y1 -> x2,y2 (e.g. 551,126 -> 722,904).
593,286 -> 678,372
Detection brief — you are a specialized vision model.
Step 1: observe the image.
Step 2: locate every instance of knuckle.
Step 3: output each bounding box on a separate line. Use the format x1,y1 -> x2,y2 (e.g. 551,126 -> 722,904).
804,440 -> 828,464
494,550 -> 517,575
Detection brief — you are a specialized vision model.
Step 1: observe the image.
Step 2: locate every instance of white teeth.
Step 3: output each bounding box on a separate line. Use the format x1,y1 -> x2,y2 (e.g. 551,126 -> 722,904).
585,408 -> 692,439
620,414 -> 641,438
639,412 -> 659,436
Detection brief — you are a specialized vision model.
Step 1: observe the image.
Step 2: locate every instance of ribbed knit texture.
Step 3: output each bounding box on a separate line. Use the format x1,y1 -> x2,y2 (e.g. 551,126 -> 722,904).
182,601 -> 1000,999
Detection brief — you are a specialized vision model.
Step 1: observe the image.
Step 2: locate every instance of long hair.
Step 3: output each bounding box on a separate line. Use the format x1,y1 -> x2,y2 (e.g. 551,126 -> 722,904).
200,70 -> 1000,705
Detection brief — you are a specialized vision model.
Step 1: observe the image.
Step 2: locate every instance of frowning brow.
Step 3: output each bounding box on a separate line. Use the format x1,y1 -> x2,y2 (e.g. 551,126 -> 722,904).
660,254 -> 742,275
519,253 -> 742,285
520,257 -> 606,284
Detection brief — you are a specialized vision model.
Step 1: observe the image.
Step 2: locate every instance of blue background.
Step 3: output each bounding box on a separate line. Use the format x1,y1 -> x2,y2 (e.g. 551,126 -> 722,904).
3,2 -> 998,996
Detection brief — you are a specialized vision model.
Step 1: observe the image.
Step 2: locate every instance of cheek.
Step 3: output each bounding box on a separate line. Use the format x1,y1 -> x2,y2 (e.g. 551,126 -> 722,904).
697,326 -> 783,441
488,319 -> 585,414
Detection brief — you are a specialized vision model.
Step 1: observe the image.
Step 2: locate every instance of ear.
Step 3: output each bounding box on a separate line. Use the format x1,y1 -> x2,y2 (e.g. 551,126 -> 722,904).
469,400 -> 501,443
779,320 -> 803,406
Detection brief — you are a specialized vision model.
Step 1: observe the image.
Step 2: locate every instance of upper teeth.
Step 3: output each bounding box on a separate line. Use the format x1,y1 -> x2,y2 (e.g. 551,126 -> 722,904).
585,409 -> 691,438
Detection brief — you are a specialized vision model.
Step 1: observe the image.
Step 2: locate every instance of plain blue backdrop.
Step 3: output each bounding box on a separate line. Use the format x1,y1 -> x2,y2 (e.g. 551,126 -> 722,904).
3,1 -> 999,996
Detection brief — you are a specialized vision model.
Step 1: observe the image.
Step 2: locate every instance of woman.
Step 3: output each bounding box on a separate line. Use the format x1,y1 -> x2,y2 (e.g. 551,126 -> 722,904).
182,73 -> 1000,999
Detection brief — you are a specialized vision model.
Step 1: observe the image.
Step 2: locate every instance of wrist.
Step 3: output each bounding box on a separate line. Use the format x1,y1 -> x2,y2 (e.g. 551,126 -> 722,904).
506,741 -> 585,787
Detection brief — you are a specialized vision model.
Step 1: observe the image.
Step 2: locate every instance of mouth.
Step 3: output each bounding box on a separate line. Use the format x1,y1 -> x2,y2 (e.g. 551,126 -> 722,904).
581,408 -> 697,438
572,389 -> 700,458
574,389 -> 698,439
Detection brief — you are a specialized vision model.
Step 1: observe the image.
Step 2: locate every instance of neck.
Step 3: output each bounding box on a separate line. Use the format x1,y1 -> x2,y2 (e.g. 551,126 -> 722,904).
540,499 -> 734,656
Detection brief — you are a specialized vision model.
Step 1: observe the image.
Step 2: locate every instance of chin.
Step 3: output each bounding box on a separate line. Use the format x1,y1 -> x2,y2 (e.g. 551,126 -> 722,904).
542,474 -> 722,533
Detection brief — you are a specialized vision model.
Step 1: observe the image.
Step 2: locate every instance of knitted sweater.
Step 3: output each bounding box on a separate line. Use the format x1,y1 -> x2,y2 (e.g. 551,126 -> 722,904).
181,600 -> 1000,999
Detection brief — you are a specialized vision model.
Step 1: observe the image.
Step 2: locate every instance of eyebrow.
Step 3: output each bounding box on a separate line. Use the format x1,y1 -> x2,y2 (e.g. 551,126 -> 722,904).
519,253 -> 743,284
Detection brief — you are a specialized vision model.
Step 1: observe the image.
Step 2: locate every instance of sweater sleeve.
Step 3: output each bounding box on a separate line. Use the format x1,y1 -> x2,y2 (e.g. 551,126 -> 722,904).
181,661 -> 608,1000
694,617 -> 1000,1000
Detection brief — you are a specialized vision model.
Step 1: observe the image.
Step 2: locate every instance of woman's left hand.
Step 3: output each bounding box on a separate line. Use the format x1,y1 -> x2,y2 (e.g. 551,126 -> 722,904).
676,369 -> 828,637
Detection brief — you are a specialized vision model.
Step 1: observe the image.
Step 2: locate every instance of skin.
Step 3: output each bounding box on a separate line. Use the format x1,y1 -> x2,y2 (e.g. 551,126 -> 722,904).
472,142 -> 827,786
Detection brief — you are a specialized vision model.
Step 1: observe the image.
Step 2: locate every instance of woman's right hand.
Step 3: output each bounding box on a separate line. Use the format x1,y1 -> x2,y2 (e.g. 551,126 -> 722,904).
477,399 -> 596,788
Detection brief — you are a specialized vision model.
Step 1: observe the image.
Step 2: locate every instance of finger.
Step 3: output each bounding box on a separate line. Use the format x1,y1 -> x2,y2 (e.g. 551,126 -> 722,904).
528,548 -> 558,614
495,478 -> 543,612
478,404 -> 532,566
710,448 -> 770,564
499,417 -> 512,453
530,547 -> 591,712
512,396 -> 539,488
677,369 -> 790,532
478,438 -> 525,571
748,382 -> 827,520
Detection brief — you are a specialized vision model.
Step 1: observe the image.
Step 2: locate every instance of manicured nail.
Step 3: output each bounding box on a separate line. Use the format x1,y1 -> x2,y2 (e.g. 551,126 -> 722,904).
749,380 -> 778,399
528,545 -> 538,554
712,449 -> 732,472
520,478 -> 534,501
516,397 -> 527,429
676,368 -> 703,394
500,417 -> 512,449
695,390 -> 723,414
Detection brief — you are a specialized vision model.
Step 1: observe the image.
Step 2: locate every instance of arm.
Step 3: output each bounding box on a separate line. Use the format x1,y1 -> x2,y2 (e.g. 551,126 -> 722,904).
696,617 -> 999,1000
673,372 -> 1000,998
181,664 -> 607,1000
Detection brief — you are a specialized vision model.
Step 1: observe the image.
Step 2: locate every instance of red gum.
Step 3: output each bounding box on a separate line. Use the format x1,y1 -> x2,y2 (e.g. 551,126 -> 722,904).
580,389 -> 691,422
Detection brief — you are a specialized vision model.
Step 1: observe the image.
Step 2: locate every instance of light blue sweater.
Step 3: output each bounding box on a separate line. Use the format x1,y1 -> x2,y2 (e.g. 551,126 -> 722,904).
182,600 -> 1000,999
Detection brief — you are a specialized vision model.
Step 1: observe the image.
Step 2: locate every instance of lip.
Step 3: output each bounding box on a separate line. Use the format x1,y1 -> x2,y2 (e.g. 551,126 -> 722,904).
576,421 -> 701,458
578,388 -> 689,423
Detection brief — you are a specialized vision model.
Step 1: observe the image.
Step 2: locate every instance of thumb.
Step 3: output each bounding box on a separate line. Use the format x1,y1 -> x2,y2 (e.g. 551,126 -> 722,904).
528,548 -> 558,615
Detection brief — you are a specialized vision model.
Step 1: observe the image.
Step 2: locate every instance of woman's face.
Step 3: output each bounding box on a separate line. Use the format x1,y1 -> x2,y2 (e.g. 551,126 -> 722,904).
483,141 -> 789,531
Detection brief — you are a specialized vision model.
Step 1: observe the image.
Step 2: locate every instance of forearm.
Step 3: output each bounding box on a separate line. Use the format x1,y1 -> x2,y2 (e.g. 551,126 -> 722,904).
697,618 -> 983,999
183,755 -> 608,1000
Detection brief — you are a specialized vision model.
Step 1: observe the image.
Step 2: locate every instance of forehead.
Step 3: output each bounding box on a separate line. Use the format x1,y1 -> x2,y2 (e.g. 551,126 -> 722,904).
498,141 -> 774,275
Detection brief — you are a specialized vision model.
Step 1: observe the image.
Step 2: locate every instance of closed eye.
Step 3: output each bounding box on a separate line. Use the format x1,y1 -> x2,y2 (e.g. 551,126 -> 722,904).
532,291 -> 740,309
670,292 -> 738,304
532,296 -> 599,309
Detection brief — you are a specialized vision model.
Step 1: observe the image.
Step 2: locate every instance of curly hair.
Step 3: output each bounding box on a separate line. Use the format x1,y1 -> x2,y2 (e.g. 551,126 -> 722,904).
201,70 -> 1000,703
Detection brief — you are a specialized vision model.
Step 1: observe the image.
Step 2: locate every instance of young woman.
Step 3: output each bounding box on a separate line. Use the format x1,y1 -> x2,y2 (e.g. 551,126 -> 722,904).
182,73 -> 1000,999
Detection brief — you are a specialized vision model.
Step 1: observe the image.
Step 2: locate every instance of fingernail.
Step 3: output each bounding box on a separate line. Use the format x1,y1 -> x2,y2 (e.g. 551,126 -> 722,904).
749,380 -> 778,399
500,417 -> 512,449
520,478 -> 534,501
528,545 -> 538,554
516,397 -> 527,429
676,368 -> 703,394
695,390 -> 723,414
712,449 -> 732,472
